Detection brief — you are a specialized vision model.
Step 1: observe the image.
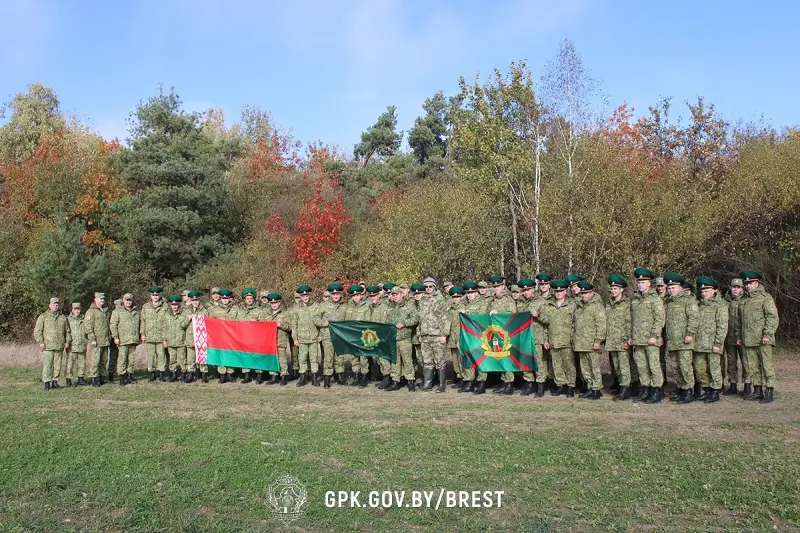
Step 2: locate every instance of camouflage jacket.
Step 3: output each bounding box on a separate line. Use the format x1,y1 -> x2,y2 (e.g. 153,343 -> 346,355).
417,292 -> 450,336
537,298 -> 576,349
368,300 -> 390,324
291,301 -> 320,343
572,294 -> 606,352
140,299 -> 166,342
164,309 -> 190,347
528,292 -> 552,346
385,299 -> 419,341
605,295 -> 631,352
447,299 -> 467,348
739,286 -> 779,347
724,292 -> 743,346
236,303 -> 262,321
695,295 -> 728,353
630,289 -> 665,346
183,304 -> 208,347
343,298 -> 371,322
664,292 -> 699,351
110,306 -> 140,345
34,311 -> 70,350
67,314 -> 87,352
488,291 -> 517,314
207,302 -> 238,320
84,303 -> 111,347
314,299 -> 346,335
464,295 -> 489,314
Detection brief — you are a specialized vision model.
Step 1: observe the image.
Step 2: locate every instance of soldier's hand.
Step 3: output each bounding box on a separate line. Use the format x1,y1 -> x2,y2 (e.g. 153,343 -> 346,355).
592,343 -> 601,351
162,341 -> 167,348
38,343 -> 45,350
439,336 -> 446,344
489,310 -> 497,315
114,339 -> 120,345
91,341 -> 97,346
761,337 -> 770,344
294,340 -> 299,347
141,335 -> 146,342
684,336 -> 693,344
531,311 -> 539,318
647,337 -> 657,346
396,323 -> 404,329
322,320 -> 329,327
712,346 -> 721,354
64,343 -> 69,350
737,339 -> 742,345
544,342 -> 550,350
624,340 -> 631,349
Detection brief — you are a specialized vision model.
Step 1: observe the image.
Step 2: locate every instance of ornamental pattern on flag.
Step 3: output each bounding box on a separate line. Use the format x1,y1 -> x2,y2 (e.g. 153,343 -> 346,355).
459,312 -> 537,373
193,316 -> 280,372
193,315 -> 208,364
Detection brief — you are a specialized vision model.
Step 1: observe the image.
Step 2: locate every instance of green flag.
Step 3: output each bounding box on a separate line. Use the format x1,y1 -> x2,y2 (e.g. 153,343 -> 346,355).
459,312 -> 537,373
329,321 -> 397,363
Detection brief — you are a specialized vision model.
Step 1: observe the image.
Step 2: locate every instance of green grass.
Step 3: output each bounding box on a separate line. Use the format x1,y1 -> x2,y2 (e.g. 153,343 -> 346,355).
1,356 -> 799,533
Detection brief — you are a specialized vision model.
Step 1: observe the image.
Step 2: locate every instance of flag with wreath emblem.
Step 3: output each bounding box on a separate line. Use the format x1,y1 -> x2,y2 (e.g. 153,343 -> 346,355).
328,321 -> 397,363
459,312 -> 537,372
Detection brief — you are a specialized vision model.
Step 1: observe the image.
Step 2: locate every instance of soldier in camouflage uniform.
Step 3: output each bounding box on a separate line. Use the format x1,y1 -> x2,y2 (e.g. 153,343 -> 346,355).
458,281 -> 489,394
164,295 -> 191,382
367,285 -> 392,388
723,278 -> 749,396
663,272 -> 698,404
108,298 -> 122,383
529,274 -> 554,395
110,293 -> 140,386
516,278 -> 538,395
487,275 -> 517,396
418,277 -> 450,393
85,292 -> 112,387
315,283 -> 347,387
261,293 -> 291,385
564,274 -> 586,391
259,290 -> 270,308
410,283 -> 426,383
446,286 -> 467,388
477,281 -> 492,304
510,284 -> 523,304
385,286 -> 420,392
573,281 -> 607,399
292,285 -> 321,387
630,267 -> 665,403
140,286 -> 167,382
207,289 -> 238,382
184,291 -> 209,382
655,277 -> 668,383
66,303 -> 87,387
34,297 -> 70,390
605,275 -> 633,401
209,287 -> 221,307
236,288 -> 262,384
739,270 -> 779,403
342,284 -> 371,387
535,280 -> 577,397
694,276 -> 728,403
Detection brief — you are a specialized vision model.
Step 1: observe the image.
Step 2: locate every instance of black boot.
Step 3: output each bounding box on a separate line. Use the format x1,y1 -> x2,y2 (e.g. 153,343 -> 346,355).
724,382 -> 737,395
385,379 -> 401,391
108,371 -> 115,383
127,372 -> 136,384
644,387 -> 663,404
255,373 -> 263,385
696,387 -> 710,401
168,370 -> 177,382
321,375 -> 330,388
296,373 -> 308,387
218,373 -> 227,384
43,381 -> 51,390
99,376 -> 105,386
77,376 -> 88,386
91,377 -> 99,387
348,373 -> 360,386
494,382 -> 513,396
228,373 -> 237,383
634,386 -> 650,402
407,380 -> 416,392
242,373 -> 252,384
551,385 -> 564,397
119,374 -> 126,386
742,383 -> 752,397
706,389 -> 720,403
520,382 -> 534,396
280,375 -> 288,386
472,381 -> 486,394
535,383 -> 545,397
149,372 -> 156,382
358,373 -> 367,388
630,382 -> 640,397
376,376 -> 390,389
676,388 -> 694,404
158,372 -> 166,382
435,369 -> 446,393
65,378 -> 73,388
579,388 -> 592,399
693,381 -> 703,399
759,387 -> 774,404
422,369 -> 434,391
51,380 -> 61,389
312,373 -> 321,387
268,374 -> 280,385
202,372 -> 209,383
458,380 -> 474,393
450,377 -> 462,389
335,374 -> 346,386
179,372 -> 186,382
613,386 -> 631,401
565,386 -> 575,398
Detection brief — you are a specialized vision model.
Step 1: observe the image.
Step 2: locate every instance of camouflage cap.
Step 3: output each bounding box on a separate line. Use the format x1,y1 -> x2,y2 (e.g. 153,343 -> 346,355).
94,292 -> 106,299
71,302 -> 81,309
730,278 -> 744,287
398,283 -> 410,291
210,287 -> 221,294
260,290 -> 270,298
390,286 -> 404,295
510,284 -> 522,293
122,293 -> 134,300
655,277 -> 666,287
49,297 -> 60,305
113,299 -> 123,306
477,281 -> 489,288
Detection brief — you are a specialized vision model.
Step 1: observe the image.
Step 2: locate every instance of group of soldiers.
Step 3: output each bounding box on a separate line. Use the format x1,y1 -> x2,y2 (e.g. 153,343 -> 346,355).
34,267 -> 780,403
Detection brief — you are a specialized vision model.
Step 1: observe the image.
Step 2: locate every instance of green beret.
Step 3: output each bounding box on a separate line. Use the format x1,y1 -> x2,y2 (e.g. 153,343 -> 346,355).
663,272 -> 685,286
167,295 -> 181,303
366,285 -> 381,294
607,274 -> 628,288
576,280 -> 594,293
448,286 -> 465,296
266,292 -> 282,302
327,282 -> 344,293
410,283 -> 425,293
149,286 -> 163,294
518,278 -> 535,289
347,284 -> 365,295
730,278 -> 744,287
487,275 -> 505,285
696,276 -> 717,290
633,267 -> 655,280
565,274 -> 584,285
241,288 -> 257,299
218,289 -> 233,297
462,281 -> 478,292
551,279 -> 568,290
383,282 -> 396,290
535,273 -> 552,282
296,285 -> 313,294
740,270 -> 762,282
188,291 -> 202,298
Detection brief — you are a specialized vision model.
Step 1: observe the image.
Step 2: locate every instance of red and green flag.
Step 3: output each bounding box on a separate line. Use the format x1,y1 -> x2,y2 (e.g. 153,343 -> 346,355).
192,316 -> 280,372
328,321 -> 397,363
459,312 -> 537,373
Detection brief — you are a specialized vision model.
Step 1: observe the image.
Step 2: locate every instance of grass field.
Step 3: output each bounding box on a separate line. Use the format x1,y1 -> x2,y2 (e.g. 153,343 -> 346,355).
1,345 -> 799,532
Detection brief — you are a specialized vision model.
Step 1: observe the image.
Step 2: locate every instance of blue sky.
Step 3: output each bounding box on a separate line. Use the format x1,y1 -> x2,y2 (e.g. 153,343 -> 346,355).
2,0 -> 798,153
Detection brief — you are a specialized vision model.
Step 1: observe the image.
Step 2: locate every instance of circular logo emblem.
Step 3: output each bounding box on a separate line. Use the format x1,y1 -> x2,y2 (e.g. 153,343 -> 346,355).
480,325 -> 512,358
361,328 -> 380,349
267,475 -> 307,525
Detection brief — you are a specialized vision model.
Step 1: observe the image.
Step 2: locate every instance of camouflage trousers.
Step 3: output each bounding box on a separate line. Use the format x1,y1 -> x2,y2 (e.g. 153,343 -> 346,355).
632,345 -> 663,387
535,345 -> 552,384
391,339 -> 415,381
186,346 -> 207,373
745,345 -> 775,388
609,350 -> 632,387
145,342 -> 166,372
41,349 -> 63,382
379,357 -> 392,378
693,351 -> 723,390
167,346 -> 188,372
291,343 -> 299,372
116,344 -> 137,375
450,347 -> 463,379
296,343 -> 319,374
65,350 -> 86,380
276,347 -> 289,376
578,351 -> 603,390
668,349 -> 694,390
321,338 -> 344,376
551,347 -> 576,387
88,344 -> 109,379
419,335 -> 446,370
349,355 -> 370,374
108,343 -> 118,376
724,344 -> 749,384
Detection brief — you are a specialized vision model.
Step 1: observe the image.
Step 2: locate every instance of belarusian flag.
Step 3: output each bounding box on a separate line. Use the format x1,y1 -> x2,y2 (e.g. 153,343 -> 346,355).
459,312 -> 537,373
328,321 -> 397,363
193,316 -> 279,372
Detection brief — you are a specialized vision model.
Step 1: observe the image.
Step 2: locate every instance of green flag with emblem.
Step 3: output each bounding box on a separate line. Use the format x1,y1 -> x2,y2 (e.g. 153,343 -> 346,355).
329,321 -> 397,363
459,312 -> 537,372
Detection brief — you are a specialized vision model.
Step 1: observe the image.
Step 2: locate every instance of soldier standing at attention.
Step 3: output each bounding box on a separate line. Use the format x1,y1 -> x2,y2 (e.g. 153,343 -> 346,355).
630,267 -> 665,403
367,285 -> 392,388
516,278 -> 538,396
108,298 -> 122,383
477,281 -> 492,304
34,297 -> 70,390
605,275 -> 633,401
418,278 -> 450,393
739,270 -> 779,403
694,276 -> 728,404
573,281 -> 607,400
663,273 -> 698,404
209,287 -> 221,307
385,286 -> 419,392
488,275 -> 517,396
534,280 -> 577,398
446,286 -> 467,389
654,277 -> 668,392
291,285 -> 320,387
85,292 -> 111,387
207,289 -> 238,383
164,295 -> 190,382
184,291 -> 209,382
236,288 -> 262,384
140,286 -> 167,383
66,303 -> 87,387
316,283 -> 347,387
724,278 -> 749,396
410,283 -> 426,384
530,274 -> 554,395
110,293 -> 140,385
343,284 -> 371,387
458,281 -> 487,394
